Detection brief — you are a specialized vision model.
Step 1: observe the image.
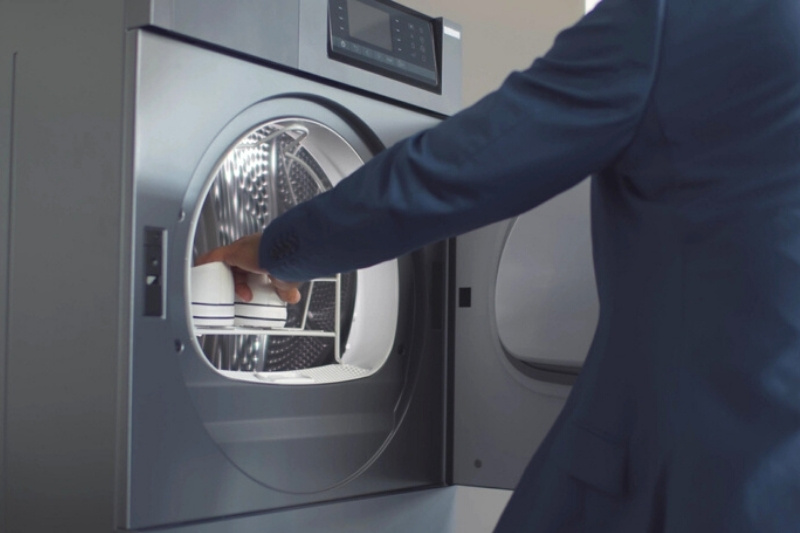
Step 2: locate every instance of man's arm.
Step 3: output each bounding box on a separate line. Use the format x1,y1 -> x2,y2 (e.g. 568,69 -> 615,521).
258,0 -> 664,282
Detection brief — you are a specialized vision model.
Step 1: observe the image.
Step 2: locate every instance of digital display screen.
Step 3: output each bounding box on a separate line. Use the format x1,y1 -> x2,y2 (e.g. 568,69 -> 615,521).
347,0 -> 392,51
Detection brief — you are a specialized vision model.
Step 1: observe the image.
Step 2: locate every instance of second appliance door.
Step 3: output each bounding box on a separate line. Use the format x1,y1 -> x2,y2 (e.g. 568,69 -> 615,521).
452,180 -> 597,488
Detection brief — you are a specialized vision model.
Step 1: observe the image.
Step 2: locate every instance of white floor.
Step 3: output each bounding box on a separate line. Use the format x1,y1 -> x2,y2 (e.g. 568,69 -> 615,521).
450,486 -> 513,532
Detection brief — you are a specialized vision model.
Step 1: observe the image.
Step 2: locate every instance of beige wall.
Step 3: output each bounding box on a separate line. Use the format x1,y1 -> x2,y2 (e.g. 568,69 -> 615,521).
402,0 -> 585,106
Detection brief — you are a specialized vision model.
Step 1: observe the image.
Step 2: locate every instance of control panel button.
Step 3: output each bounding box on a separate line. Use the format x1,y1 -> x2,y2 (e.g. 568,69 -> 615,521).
328,0 -> 439,89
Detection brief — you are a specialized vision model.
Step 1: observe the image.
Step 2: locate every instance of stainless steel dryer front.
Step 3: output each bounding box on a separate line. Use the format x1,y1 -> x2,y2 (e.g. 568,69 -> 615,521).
123,1 -> 460,528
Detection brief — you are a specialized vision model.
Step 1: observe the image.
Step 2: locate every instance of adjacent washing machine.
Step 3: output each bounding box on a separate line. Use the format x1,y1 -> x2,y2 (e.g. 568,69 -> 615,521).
1,0 -> 599,531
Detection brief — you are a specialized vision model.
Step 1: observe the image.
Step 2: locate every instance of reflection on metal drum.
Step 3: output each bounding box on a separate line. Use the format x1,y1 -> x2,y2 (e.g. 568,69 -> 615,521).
193,119 -> 357,373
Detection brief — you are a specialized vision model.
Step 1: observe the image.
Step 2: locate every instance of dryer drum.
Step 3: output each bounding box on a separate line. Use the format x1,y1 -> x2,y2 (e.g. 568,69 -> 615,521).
192,119 -> 357,372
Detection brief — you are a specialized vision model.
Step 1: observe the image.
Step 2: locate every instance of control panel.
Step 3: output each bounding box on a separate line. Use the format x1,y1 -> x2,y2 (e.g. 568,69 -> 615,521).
328,0 -> 440,91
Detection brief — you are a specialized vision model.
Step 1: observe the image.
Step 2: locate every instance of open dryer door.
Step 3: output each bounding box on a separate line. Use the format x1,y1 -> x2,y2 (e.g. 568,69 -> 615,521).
451,180 -> 598,489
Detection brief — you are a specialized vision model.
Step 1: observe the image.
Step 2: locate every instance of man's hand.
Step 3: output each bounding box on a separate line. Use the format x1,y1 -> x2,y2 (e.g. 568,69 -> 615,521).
195,233 -> 302,304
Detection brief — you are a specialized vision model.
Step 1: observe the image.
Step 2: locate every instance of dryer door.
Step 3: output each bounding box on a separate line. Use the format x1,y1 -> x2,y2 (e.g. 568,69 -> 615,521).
452,180 -> 597,488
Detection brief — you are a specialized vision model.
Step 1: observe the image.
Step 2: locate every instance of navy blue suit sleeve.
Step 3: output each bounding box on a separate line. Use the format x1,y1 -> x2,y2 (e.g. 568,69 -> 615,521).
260,0 -> 664,281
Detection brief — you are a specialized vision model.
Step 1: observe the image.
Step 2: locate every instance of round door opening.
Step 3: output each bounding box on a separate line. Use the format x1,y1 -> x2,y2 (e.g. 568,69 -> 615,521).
187,117 -> 399,385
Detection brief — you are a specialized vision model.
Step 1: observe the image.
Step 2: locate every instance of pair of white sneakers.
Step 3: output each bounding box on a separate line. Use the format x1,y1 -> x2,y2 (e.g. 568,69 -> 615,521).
191,262 -> 288,329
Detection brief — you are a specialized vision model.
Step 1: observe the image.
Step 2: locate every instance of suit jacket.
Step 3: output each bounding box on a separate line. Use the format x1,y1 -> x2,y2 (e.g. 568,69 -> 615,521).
261,0 -> 800,530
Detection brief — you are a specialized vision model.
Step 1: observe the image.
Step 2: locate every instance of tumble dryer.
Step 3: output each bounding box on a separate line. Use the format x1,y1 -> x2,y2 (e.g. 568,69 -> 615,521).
1,0 -> 598,531
123,0 -> 459,526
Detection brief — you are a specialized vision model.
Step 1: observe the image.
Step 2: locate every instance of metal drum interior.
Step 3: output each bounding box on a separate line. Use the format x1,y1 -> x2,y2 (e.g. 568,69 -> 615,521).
188,117 -> 398,385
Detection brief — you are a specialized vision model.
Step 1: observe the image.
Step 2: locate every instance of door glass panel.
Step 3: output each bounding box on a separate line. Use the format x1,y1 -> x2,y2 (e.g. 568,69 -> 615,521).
494,181 -> 597,370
